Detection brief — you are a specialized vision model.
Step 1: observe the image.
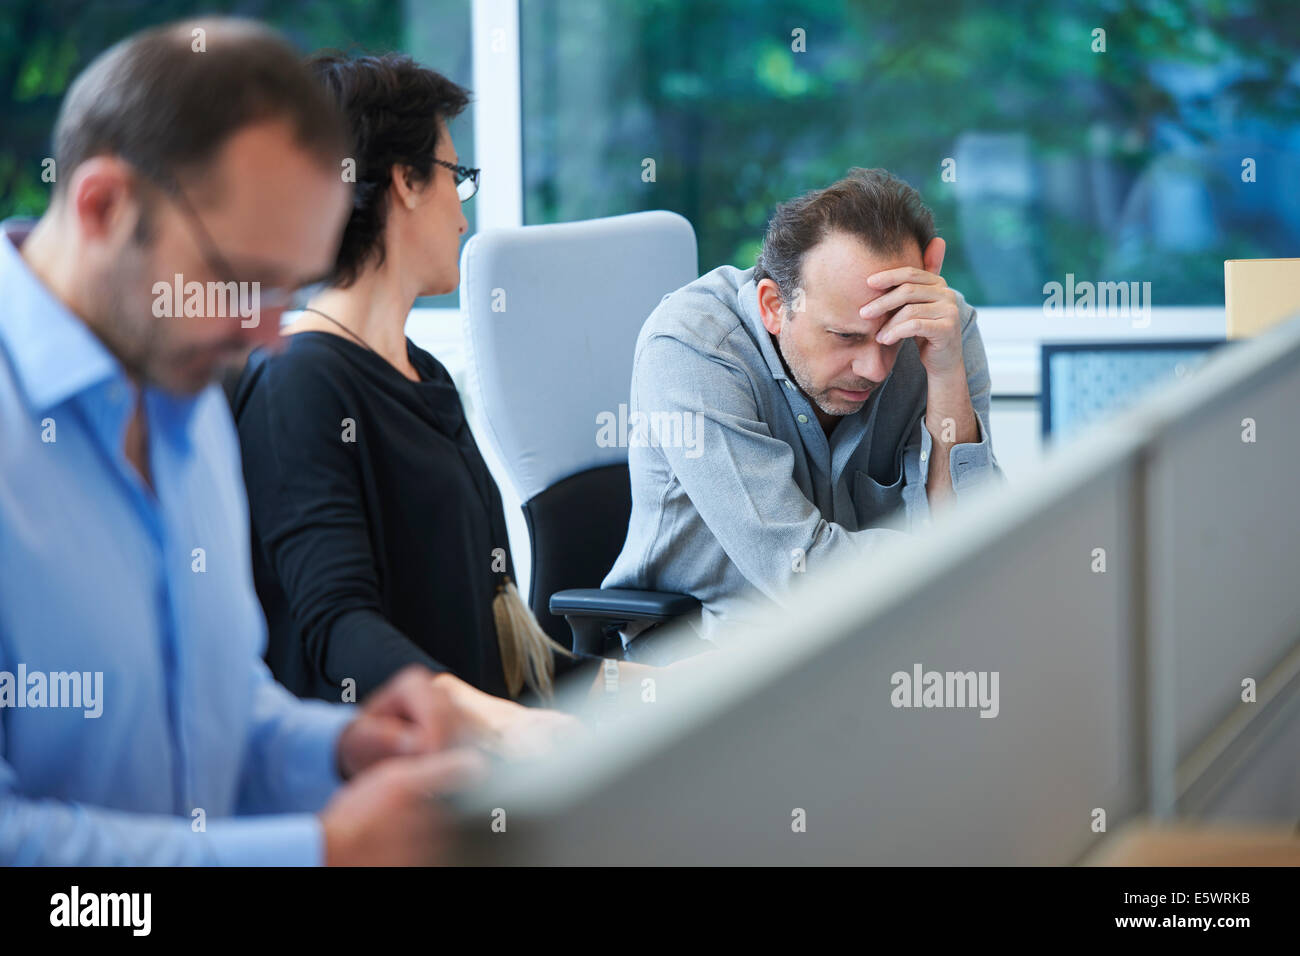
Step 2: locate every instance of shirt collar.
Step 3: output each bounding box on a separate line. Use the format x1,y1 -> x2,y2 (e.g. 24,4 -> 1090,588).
735,268 -> 793,385
0,220 -> 203,444
0,220 -> 124,415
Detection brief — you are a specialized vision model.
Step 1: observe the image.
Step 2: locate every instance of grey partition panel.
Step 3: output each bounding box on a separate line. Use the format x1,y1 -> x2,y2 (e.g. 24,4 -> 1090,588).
1189,682 -> 1300,821
454,443 -> 1148,865
448,315 -> 1300,863
1141,333 -> 1300,812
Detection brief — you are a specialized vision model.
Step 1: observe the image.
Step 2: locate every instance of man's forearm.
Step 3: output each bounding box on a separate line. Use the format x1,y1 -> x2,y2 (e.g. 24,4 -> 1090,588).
924,369 -> 978,506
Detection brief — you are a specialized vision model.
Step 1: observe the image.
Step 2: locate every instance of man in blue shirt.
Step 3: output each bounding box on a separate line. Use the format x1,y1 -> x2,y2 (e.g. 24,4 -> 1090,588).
0,19 -> 497,865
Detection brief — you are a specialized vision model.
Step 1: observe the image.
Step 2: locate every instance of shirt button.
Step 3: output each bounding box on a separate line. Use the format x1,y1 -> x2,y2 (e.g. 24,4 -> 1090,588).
920,451 -> 928,462
797,414 -> 808,424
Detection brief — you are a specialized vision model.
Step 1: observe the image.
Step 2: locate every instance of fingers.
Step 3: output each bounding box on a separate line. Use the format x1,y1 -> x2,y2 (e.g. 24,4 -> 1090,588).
866,265 -> 944,293
874,301 -> 945,341
340,669 -> 466,775
368,665 -> 463,751
339,715 -> 432,777
877,315 -> 949,347
860,277 -> 951,321
405,748 -> 491,801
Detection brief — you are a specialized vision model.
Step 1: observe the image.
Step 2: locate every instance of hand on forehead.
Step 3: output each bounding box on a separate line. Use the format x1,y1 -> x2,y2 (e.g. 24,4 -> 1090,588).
801,233 -> 923,327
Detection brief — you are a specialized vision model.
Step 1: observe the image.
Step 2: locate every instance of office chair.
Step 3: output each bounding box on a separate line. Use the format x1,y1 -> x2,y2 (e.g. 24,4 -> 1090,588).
459,211 -> 702,658
1040,339 -> 1227,442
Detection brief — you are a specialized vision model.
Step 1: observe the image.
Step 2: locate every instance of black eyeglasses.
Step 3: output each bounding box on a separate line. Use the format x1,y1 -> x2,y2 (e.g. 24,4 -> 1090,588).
432,159 -> 481,202
128,161 -> 300,310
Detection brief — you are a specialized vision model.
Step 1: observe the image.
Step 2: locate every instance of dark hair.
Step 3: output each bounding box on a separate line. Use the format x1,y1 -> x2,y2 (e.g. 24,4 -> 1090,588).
309,52 -> 471,287
54,18 -> 349,200
754,167 -> 936,308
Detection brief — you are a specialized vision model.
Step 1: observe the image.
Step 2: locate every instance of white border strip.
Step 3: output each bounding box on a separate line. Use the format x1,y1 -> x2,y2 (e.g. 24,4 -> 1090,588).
471,0 -> 523,230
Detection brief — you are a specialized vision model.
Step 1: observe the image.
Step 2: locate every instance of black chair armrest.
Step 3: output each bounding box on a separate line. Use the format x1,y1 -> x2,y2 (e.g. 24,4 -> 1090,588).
549,588 -> 699,623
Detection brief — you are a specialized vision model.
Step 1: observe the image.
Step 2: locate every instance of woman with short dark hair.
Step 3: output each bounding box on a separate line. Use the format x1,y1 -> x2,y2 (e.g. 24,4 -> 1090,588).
232,54 -> 588,735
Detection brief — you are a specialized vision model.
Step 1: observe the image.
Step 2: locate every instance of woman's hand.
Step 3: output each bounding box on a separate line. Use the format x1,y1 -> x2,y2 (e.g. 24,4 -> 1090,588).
336,665 -> 465,779
432,671 -> 583,759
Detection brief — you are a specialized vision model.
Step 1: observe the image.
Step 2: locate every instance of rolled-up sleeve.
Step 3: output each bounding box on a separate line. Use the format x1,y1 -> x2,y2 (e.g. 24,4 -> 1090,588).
899,304 -> 1004,531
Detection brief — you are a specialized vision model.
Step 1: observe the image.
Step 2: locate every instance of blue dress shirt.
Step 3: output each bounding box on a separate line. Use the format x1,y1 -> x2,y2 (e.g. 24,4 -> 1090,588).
0,223 -> 355,865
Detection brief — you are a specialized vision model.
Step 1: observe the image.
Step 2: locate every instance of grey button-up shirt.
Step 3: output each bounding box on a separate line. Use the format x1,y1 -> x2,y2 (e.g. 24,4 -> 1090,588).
602,264 -> 1003,642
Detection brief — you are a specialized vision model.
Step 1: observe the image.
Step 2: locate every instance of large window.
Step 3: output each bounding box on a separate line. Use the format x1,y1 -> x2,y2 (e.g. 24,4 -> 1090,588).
521,0 -> 1300,306
8,1 -> 1299,310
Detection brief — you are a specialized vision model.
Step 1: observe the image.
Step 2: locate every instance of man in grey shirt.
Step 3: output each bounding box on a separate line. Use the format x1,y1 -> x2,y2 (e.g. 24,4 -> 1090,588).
603,168 -> 1004,645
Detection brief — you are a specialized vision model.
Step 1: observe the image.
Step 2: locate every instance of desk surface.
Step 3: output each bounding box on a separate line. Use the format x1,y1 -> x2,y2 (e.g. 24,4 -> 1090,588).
1088,823 -> 1300,866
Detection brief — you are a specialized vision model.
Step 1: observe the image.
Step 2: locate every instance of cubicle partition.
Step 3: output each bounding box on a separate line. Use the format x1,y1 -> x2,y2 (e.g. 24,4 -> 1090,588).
451,315 -> 1300,865
1137,319 -> 1300,820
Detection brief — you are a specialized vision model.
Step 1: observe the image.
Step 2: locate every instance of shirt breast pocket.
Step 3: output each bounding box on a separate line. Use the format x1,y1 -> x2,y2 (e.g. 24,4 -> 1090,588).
853,467 -> 907,531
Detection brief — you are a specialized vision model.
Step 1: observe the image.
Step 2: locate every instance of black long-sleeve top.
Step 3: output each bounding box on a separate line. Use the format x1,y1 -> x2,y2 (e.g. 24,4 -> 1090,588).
232,331 -> 550,702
